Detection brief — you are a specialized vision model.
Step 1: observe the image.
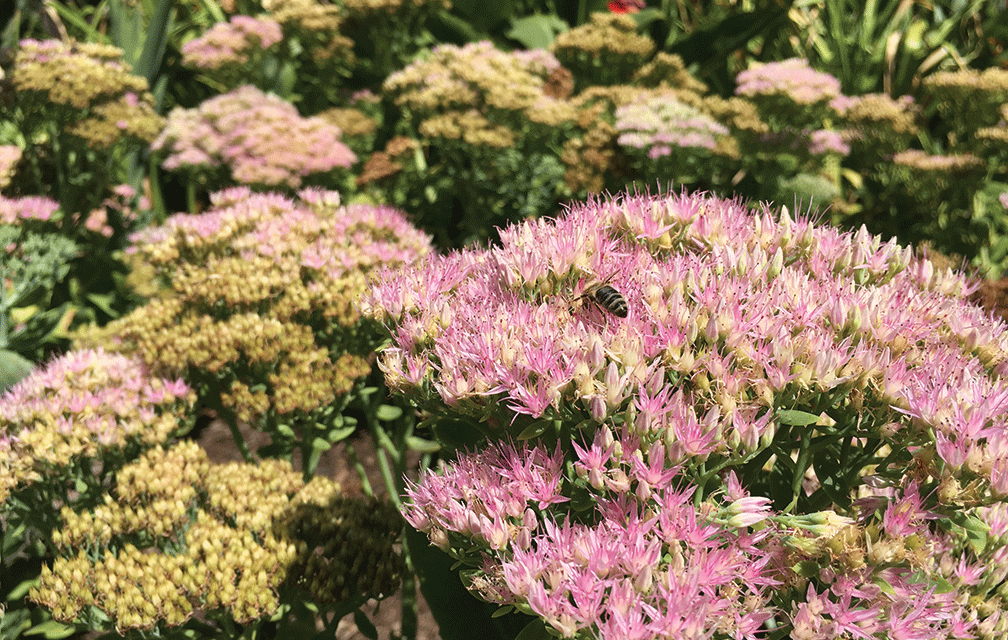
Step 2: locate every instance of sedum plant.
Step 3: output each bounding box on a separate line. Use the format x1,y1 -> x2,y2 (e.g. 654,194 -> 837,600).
364,190 -> 1008,639
75,187 -> 431,475
379,41 -> 575,247
29,440 -> 405,637
152,86 -> 357,204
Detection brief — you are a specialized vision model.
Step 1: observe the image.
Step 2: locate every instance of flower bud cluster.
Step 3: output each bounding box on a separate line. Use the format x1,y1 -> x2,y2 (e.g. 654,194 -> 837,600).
923,68 -> 1008,137
10,39 -> 164,151
152,86 -> 356,189
384,41 -> 574,146
735,58 -> 842,127
367,190 -> 1008,638
279,487 -> 406,604
550,13 -> 655,89
31,441 -> 333,631
832,93 -> 920,165
76,187 -> 430,432
0,349 -> 193,504
180,15 -> 284,89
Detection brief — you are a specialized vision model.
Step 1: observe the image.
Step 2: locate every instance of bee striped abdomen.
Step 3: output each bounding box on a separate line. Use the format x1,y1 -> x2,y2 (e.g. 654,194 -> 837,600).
594,285 -> 628,317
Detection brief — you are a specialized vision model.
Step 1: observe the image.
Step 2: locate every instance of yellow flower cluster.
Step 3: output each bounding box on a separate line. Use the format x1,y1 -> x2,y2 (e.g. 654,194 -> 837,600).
76,189 -> 430,428
835,93 -> 920,164
419,111 -> 516,148
550,12 -> 655,88
279,485 -> 405,604
33,441 -> 405,632
320,107 -> 379,137
11,40 -> 164,151
262,0 -> 354,64
923,67 -> 1008,135
384,42 -> 575,148
32,442 -> 305,630
632,52 -> 708,94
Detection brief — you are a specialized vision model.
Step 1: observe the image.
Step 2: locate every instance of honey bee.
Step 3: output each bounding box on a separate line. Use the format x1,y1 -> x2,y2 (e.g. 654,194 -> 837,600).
569,274 -> 628,318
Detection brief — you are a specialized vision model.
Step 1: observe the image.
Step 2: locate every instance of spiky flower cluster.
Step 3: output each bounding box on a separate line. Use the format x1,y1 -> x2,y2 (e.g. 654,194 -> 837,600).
615,93 -> 730,159
152,86 -> 356,189
180,15 -> 283,89
77,188 -> 430,445
9,39 -> 164,150
735,58 -> 841,128
0,349 -> 193,505
384,41 -> 575,144
365,190 -> 1008,638
31,441 -> 399,632
551,13 -> 656,89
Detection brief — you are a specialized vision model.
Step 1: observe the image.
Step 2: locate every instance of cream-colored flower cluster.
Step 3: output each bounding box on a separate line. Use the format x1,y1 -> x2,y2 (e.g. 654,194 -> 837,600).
11,40 -> 164,150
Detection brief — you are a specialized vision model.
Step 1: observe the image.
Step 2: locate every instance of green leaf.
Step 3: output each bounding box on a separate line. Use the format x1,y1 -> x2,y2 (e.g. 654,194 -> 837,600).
0,349 -> 34,392
953,512 -> 989,555
506,14 -> 569,49
376,404 -> 403,421
405,434 -> 441,453
491,605 -> 515,618
8,576 -> 37,600
326,425 -> 357,443
353,610 -> 378,640
516,419 -> 550,441
24,619 -> 76,638
515,618 -> 552,640
777,409 -> 820,426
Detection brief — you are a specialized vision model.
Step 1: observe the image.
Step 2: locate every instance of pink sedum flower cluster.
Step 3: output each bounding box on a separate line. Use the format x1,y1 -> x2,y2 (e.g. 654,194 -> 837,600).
0,194 -> 59,224
615,94 -> 730,158
152,86 -> 356,188
181,15 -> 283,71
736,58 -> 842,107
0,349 -> 194,504
365,190 -> 1008,638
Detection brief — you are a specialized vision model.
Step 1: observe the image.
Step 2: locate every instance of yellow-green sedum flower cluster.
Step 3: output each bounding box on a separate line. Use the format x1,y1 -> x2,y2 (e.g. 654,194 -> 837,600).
75,187 -> 431,468
30,441 -> 403,633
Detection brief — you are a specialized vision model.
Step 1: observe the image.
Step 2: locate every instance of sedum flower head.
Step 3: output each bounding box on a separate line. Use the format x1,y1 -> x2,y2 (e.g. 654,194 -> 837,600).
31,441 -> 399,631
0,145 -> 23,190
76,188 -> 430,435
152,85 -> 357,189
735,58 -> 841,128
182,15 -> 283,70
384,41 -> 571,138
0,349 -> 194,504
923,68 -> 1008,137
551,12 -> 656,89
832,93 -> 920,165
366,190 -> 1008,638
615,93 -> 730,157
9,39 -> 164,150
